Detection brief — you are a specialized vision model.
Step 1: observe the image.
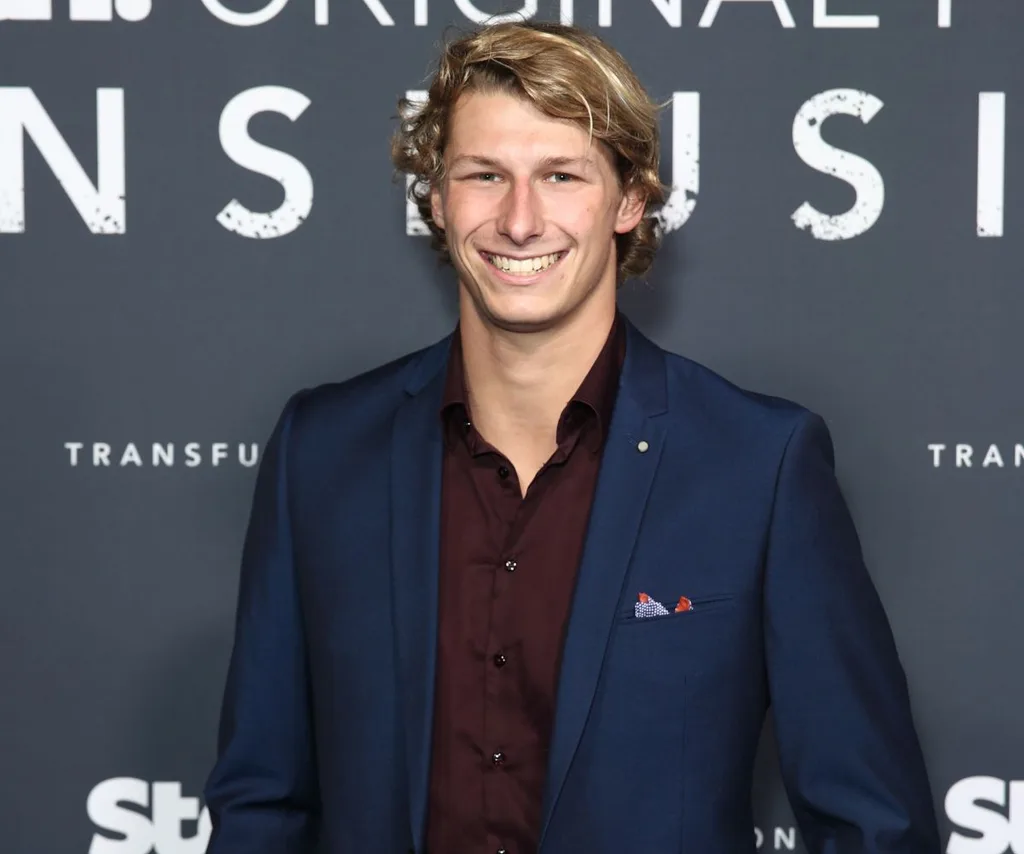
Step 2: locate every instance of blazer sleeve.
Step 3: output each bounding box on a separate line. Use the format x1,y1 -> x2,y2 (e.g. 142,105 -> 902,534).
203,391 -> 320,854
763,412 -> 941,853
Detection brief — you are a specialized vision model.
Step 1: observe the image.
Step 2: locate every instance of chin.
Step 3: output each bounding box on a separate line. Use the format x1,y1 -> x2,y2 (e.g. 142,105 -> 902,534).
486,306 -> 563,333
458,259 -> 600,333
473,293 -> 570,332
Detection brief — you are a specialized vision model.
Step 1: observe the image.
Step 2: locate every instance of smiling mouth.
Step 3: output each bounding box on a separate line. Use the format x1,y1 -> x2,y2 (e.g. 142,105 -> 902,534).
482,251 -> 566,276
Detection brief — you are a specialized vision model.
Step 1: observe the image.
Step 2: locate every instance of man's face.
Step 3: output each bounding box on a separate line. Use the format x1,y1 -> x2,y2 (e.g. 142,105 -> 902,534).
430,89 -> 645,333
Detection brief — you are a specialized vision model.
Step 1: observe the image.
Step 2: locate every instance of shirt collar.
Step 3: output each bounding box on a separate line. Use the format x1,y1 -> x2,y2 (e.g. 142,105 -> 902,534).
440,311 -> 626,454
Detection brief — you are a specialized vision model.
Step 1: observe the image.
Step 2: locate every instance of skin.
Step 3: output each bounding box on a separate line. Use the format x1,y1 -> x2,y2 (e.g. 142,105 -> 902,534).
430,89 -> 645,493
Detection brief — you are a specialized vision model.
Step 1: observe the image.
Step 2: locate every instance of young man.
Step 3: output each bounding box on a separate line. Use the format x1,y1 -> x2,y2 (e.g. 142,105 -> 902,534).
204,21 -> 940,854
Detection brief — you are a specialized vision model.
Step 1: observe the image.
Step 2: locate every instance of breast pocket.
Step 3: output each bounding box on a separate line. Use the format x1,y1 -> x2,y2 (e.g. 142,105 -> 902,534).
608,590 -> 759,694
614,592 -> 741,628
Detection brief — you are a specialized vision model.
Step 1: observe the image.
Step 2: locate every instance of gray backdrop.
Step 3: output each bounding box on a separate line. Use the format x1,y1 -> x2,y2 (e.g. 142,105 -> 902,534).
2,1 -> 1021,852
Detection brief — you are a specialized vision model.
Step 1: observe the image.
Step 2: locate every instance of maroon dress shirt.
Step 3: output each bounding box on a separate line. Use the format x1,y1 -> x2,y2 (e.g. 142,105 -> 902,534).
424,314 -> 627,854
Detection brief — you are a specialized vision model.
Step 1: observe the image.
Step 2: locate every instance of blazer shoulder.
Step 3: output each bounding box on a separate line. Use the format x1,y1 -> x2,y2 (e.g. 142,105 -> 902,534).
274,332 -> 452,444
661,349 -> 819,444
290,329 -> 450,415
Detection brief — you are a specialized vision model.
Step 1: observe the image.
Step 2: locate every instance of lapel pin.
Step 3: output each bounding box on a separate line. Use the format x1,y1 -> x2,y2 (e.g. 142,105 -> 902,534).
637,440 -> 649,453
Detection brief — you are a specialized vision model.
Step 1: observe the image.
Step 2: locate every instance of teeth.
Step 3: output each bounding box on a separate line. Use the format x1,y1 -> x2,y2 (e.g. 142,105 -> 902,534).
486,252 -> 562,275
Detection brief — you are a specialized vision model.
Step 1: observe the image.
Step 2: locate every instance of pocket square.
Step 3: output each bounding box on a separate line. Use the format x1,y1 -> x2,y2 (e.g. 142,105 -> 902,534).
634,591 -> 692,619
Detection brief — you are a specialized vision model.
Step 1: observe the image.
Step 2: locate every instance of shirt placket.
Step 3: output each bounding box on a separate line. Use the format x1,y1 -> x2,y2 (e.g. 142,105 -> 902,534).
481,450 -> 530,854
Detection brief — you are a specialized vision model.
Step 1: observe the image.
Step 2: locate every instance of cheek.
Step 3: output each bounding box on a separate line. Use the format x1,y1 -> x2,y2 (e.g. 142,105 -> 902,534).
558,202 -> 596,235
443,189 -> 494,230
563,202 -> 618,250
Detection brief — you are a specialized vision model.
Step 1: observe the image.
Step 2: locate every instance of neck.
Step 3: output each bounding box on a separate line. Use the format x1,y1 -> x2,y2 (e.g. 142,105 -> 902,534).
456,291 -> 616,456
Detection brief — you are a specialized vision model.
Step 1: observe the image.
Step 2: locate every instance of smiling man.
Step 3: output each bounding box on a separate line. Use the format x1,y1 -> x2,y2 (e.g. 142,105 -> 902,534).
420,82 -> 646,494
203,20 -> 940,854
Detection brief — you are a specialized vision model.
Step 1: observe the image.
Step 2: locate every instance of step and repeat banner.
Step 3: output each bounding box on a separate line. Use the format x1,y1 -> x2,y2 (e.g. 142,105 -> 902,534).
2,1 -> 1021,852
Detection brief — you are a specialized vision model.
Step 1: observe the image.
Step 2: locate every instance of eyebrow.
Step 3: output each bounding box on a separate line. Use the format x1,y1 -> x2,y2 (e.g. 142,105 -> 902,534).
448,154 -> 595,172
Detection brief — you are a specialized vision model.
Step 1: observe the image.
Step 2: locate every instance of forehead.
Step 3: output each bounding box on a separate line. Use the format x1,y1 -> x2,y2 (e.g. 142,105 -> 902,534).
446,89 -> 612,169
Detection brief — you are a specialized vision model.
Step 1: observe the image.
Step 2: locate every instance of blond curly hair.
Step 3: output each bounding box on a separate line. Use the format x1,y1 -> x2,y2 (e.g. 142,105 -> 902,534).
391,21 -> 668,284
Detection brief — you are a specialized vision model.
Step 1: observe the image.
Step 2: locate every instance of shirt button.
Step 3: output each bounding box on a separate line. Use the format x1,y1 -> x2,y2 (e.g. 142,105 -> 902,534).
504,559 -> 517,572
491,751 -> 505,766
493,652 -> 507,668
497,849 -> 509,854
497,464 -> 510,479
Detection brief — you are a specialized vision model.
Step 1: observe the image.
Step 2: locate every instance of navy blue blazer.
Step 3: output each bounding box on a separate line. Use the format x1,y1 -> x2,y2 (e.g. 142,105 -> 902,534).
204,316 -> 940,854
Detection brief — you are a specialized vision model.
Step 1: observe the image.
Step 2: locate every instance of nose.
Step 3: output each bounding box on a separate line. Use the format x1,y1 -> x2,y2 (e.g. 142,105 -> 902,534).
496,180 -> 543,245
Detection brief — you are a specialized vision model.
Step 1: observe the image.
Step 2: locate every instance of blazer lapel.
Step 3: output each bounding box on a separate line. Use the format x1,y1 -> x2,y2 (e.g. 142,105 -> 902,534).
389,333 -> 452,854
538,318 -> 670,849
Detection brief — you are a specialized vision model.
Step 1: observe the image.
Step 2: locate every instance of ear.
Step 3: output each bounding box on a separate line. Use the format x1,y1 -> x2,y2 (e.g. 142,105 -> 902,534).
430,183 -> 445,231
613,185 -> 646,235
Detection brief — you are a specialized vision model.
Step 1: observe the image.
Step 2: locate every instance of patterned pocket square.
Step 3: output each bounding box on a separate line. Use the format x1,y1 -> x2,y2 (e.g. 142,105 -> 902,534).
634,591 -> 692,618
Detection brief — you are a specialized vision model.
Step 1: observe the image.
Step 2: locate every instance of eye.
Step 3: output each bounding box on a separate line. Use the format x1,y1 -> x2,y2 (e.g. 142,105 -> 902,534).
547,172 -> 578,183
471,172 -> 500,182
